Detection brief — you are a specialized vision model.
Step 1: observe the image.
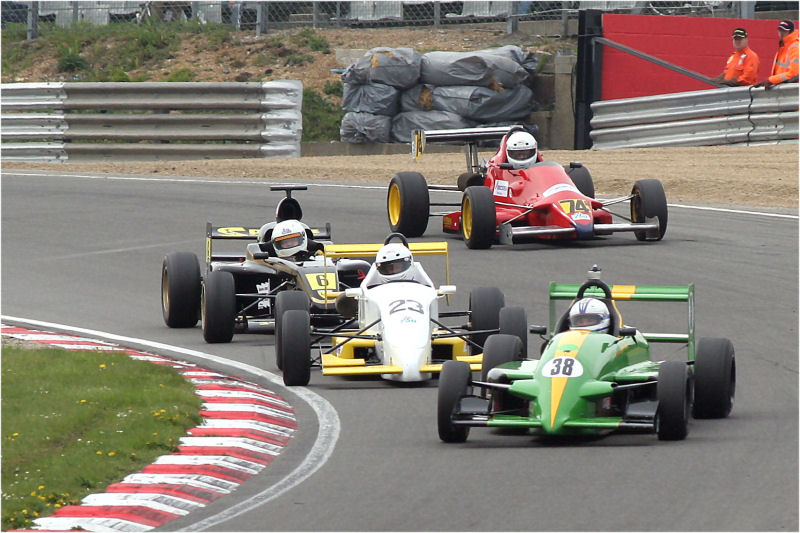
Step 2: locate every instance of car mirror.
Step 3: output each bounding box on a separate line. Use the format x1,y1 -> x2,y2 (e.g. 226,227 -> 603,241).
498,163 -> 514,170
344,288 -> 361,298
252,252 -> 270,260
529,325 -> 547,335
619,327 -> 637,336
438,285 -> 456,295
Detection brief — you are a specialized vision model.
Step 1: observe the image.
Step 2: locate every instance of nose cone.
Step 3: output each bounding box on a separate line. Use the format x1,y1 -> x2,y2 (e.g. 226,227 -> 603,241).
383,342 -> 430,382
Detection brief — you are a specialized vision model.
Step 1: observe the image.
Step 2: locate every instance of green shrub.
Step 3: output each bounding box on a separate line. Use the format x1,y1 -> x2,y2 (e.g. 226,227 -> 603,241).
166,67 -> 195,81
302,88 -> 344,142
293,28 -> 330,54
286,53 -> 312,67
57,43 -> 89,72
322,80 -> 343,96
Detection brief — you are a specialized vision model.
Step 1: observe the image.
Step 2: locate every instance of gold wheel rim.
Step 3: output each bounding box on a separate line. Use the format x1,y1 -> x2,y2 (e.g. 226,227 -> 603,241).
161,271 -> 169,313
388,184 -> 401,226
462,197 -> 472,239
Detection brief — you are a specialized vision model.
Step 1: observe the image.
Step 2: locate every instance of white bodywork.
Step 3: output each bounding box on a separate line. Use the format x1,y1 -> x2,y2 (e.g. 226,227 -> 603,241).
350,265 -> 446,382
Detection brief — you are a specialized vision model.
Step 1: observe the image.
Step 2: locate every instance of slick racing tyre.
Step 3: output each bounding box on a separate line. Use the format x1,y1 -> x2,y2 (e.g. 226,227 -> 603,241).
161,252 -> 201,328
499,306 -> 528,358
438,360 -> 472,443
457,172 -> 484,191
693,337 -> 736,419
387,172 -> 430,238
461,186 -> 496,249
656,361 -> 692,441
469,287 -> 505,353
481,334 -> 525,415
274,291 -> 310,371
202,269 -> 236,344
631,179 -> 668,241
564,163 -> 595,198
281,309 -> 311,386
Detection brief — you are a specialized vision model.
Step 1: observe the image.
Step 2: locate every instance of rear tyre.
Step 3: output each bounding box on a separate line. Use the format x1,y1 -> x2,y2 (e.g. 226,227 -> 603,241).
693,337 -> 736,418
457,172 -> 484,191
480,334 -> 523,382
387,172 -> 430,238
202,270 -> 236,343
564,163 -> 595,198
161,252 -> 201,328
499,306 -> 528,358
469,287 -> 505,353
274,291 -> 310,371
461,186 -> 496,249
656,361 -> 692,441
631,179 -> 668,241
438,360 -> 471,443
281,309 -> 311,386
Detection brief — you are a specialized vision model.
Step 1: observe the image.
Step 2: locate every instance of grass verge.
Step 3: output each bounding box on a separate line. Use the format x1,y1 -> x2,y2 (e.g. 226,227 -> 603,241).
1,344 -> 203,530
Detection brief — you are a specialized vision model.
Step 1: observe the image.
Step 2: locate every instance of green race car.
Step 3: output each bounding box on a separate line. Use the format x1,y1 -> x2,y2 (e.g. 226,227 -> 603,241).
437,266 -> 736,442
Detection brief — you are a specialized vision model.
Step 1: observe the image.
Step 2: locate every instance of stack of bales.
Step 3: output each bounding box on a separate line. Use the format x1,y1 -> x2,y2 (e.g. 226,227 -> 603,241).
340,45 -> 538,144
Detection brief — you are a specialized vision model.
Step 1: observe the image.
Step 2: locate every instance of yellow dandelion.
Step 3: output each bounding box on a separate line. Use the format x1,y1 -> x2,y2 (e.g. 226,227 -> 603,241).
152,432 -> 158,436
30,491 -> 37,497
99,364 -> 106,369
80,400 -> 87,404
12,432 -> 19,437
21,509 -> 27,514
96,450 -> 103,455
38,485 -> 45,490
54,504 -> 62,509
107,451 -> 116,457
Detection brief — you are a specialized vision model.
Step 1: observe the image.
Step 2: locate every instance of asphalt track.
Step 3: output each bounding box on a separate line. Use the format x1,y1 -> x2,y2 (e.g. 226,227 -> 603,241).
2,170 -> 798,531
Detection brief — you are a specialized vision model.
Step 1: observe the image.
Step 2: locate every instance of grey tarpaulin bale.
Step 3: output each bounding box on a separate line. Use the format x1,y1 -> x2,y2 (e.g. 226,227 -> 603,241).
430,85 -> 537,121
420,51 -> 527,89
342,82 -> 400,116
340,112 -> 392,143
477,45 -> 539,79
391,110 -> 475,143
400,84 -> 434,113
341,47 -> 422,89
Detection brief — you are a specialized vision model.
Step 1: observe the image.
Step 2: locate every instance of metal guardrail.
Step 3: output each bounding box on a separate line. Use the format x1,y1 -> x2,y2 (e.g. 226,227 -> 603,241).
0,81 -> 303,162
589,84 -> 799,150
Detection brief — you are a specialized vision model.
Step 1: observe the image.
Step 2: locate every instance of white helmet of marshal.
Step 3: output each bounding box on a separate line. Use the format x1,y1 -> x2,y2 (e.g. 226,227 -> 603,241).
375,243 -> 414,282
506,131 -> 538,169
568,297 -> 611,333
271,219 -> 308,259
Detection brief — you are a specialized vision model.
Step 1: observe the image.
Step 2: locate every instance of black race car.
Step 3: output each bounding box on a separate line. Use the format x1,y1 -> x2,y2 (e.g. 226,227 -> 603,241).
160,185 -> 370,343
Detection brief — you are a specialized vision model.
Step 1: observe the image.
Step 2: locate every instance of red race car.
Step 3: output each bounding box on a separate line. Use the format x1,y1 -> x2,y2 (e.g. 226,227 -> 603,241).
387,125 -> 667,249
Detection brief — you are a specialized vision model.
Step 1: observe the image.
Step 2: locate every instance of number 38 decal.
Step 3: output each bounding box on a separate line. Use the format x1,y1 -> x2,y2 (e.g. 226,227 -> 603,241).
541,356 -> 584,377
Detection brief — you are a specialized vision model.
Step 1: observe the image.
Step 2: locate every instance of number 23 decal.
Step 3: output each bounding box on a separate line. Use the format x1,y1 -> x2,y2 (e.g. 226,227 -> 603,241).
390,299 -> 424,314
541,356 -> 584,377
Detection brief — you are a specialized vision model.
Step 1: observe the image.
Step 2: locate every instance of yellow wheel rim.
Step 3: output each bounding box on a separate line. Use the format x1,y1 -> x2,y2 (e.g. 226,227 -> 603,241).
388,184 -> 401,226
462,197 -> 472,239
161,273 -> 169,313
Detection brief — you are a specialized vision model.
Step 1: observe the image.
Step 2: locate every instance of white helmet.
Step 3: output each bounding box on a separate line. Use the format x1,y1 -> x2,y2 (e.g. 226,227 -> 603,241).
375,243 -> 414,282
271,219 -> 308,259
506,131 -> 538,169
569,298 -> 611,333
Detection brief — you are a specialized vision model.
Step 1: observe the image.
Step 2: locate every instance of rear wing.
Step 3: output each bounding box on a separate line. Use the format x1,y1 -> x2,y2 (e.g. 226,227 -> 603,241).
205,222 -> 332,263
412,126 -> 516,174
323,241 -> 450,286
548,282 -> 696,360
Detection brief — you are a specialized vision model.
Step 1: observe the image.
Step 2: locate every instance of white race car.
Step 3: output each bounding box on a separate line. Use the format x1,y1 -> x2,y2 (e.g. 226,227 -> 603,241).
276,233 -> 527,386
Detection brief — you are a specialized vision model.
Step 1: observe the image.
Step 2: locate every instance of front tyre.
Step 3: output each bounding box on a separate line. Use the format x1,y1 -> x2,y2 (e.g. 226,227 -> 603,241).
631,179 -> 668,241
564,163 -> 595,198
693,337 -> 735,418
281,310 -> 311,386
387,172 -> 430,238
438,360 -> 472,443
274,291 -> 310,371
161,252 -> 201,328
656,361 -> 692,441
469,287 -> 505,353
461,186 -> 496,249
202,270 -> 236,344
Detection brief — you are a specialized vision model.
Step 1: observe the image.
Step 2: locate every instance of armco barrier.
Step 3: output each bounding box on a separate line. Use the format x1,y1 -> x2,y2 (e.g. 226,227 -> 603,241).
589,84 -> 799,150
0,81 -> 303,161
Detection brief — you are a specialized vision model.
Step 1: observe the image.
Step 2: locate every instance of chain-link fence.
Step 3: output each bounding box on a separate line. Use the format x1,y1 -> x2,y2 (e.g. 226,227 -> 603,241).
5,1 -> 785,36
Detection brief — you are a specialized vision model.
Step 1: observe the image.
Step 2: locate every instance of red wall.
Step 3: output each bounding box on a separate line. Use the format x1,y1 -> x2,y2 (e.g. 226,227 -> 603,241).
600,14 -> 797,100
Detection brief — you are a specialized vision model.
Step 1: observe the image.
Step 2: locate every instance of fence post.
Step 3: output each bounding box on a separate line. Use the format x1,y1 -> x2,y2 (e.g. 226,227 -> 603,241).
433,1 -> 440,27
256,2 -> 268,36
27,1 -> 39,40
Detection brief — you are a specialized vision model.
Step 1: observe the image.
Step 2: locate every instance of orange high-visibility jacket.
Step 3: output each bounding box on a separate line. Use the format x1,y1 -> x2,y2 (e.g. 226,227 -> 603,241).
723,46 -> 760,85
768,29 -> 799,84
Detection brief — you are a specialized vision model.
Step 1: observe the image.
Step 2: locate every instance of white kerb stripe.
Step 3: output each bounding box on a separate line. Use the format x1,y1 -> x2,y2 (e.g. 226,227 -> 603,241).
81,493 -> 193,515
33,516 -> 152,532
153,454 -> 263,474
120,473 -> 234,493
178,436 -> 282,455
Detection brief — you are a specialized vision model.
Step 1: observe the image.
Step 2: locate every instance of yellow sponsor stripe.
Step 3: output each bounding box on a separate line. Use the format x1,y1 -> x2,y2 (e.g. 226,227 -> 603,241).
611,285 -> 637,300
549,330 -> 589,427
